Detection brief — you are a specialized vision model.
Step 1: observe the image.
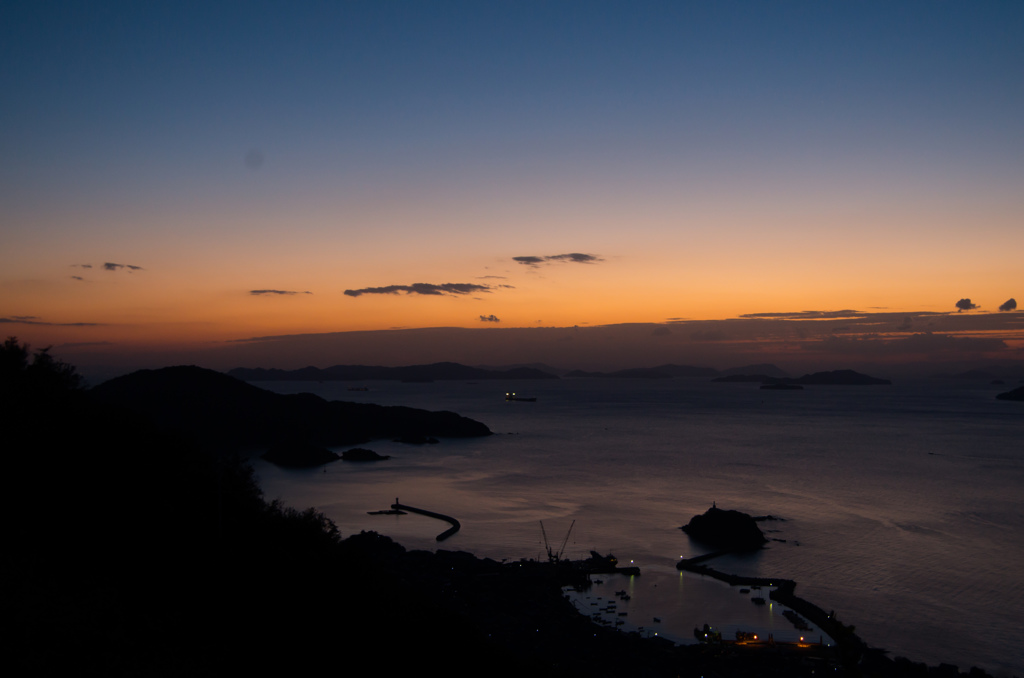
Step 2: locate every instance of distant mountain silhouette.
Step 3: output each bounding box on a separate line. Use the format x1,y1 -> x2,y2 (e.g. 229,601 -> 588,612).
995,386 -> 1024,401
931,365 -> 1024,380
786,370 -> 891,385
720,363 -> 789,378
564,364 -> 719,379
228,361 -> 558,382
91,365 -> 492,450
711,374 -> 779,383
760,382 -> 804,390
473,362 -> 567,376
716,369 -> 890,386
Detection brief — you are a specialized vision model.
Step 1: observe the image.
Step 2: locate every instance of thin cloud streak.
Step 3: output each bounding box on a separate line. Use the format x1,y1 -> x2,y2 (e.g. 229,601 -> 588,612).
344,282 -> 496,297
1,316 -> 102,326
740,310 -> 868,320
250,290 -> 312,296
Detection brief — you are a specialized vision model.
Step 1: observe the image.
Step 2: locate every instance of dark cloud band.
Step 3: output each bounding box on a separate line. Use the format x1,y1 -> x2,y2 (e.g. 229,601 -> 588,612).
514,253 -> 602,267
345,282 -> 493,297
740,310 -> 866,320
804,332 -> 1006,354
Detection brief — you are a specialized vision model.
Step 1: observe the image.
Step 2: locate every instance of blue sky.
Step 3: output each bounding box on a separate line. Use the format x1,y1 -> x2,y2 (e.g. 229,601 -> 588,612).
2,1 -> 1022,370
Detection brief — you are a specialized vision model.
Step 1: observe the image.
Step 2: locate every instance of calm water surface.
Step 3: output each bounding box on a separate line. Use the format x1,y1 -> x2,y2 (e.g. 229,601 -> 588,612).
254,378 -> 1023,676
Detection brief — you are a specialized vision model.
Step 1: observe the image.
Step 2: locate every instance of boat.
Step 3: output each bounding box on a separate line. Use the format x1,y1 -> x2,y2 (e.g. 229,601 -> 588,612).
505,392 -> 537,402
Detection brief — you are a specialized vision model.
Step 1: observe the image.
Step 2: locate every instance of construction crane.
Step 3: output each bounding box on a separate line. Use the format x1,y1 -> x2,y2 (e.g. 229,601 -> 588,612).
539,519 -> 575,563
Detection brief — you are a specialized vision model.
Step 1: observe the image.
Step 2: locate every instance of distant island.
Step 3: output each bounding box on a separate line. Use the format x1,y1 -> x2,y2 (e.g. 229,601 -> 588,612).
564,364 -> 719,379
715,369 -> 891,386
229,361 -> 559,382
995,386 -> 1024,402
680,505 -> 767,551
91,365 -> 492,451
931,365 -> 1024,381
229,361 -> 800,382
712,373 -> 780,383
342,447 -> 391,461
262,441 -> 340,468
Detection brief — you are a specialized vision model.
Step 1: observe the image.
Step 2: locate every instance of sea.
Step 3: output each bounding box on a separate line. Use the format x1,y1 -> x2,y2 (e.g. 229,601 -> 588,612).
252,377 -> 1023,676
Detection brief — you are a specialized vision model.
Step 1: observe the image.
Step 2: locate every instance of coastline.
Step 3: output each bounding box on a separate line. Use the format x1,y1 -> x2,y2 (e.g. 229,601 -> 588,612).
9,350 -> 1019,676
269,376 -> 1022,676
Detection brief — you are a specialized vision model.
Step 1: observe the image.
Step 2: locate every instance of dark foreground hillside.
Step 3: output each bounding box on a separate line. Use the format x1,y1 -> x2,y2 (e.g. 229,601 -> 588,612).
4,341 -> 1000,677
5,352 -> 519,675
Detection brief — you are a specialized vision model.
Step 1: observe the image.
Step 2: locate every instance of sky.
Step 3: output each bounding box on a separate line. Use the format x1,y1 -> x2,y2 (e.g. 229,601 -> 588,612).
2,1 -> 1022,375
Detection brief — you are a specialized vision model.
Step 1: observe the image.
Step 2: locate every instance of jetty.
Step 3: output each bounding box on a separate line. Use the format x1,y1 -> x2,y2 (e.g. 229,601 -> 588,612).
390,499 -> 461,541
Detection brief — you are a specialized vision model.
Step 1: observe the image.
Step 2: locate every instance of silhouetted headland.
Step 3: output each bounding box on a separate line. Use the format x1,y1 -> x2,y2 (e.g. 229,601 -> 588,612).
90,365 -> 492,452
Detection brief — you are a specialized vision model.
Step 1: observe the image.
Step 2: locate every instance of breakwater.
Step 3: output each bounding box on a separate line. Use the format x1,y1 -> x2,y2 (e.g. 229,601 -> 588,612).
391,500 -> 461,541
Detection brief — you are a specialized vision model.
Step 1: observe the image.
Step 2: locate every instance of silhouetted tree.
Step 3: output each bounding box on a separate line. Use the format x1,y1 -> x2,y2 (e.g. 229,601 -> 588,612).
1,336 -> 82,406
0,335 -> 30,378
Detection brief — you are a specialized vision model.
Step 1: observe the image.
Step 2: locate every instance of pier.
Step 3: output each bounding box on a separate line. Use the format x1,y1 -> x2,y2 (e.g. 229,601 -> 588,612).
390,499 -> 461,541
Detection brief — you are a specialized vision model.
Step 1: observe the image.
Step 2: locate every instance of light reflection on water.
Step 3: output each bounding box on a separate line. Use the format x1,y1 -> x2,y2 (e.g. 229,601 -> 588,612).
254,377 -> 1023,676
564,570 -> 832,647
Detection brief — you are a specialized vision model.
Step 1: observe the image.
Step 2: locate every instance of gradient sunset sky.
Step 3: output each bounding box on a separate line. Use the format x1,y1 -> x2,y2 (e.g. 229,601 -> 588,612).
3,1 -> 1022,372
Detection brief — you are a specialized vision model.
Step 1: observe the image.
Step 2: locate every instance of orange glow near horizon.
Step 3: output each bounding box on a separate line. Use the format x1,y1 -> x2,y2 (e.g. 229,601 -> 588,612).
3,4 -> 1023,370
